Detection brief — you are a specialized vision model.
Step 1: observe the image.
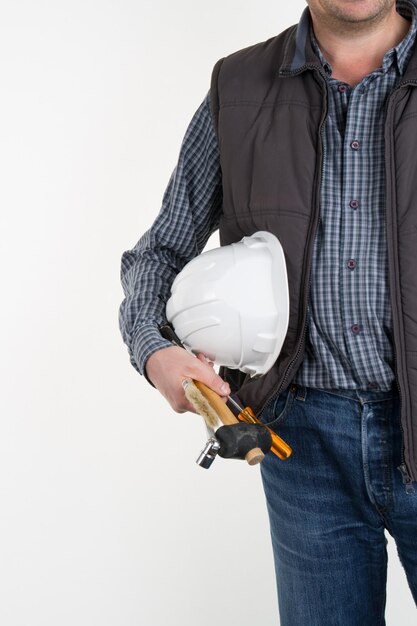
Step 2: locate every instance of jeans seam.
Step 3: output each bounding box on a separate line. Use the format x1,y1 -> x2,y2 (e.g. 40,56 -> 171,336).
376,548 -> 388,626
362,408 -> 377,508
383,417 -> 394,511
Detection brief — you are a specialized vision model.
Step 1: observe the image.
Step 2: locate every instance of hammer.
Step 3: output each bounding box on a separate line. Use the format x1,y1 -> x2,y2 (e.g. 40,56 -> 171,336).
182,378 -> 265,467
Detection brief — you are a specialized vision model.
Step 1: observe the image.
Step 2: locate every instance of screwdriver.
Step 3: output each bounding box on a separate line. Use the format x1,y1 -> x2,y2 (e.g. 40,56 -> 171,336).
227,395 -> 292,460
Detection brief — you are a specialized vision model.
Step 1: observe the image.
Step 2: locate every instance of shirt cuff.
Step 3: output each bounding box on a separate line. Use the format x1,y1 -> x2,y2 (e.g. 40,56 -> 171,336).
131,323 -> 174,386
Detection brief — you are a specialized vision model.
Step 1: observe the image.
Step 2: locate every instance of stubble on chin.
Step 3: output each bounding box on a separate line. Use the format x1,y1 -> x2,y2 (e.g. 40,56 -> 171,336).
308,0 -> 395,35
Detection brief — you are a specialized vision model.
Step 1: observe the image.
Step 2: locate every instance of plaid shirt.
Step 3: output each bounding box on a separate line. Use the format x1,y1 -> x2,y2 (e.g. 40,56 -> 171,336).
119,1 -> 417,391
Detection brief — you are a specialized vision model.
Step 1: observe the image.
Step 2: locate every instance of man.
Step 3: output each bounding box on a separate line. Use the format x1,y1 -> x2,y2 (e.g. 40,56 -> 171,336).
119,1 -> 417,623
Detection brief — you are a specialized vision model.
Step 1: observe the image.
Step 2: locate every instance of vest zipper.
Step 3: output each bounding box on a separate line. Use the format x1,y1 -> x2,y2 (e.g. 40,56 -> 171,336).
384,79 -> 417,484
257,67 -> 328,416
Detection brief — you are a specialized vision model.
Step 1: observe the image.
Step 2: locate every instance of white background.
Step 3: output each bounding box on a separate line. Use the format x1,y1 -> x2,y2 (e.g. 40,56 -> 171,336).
0,0 -> 416,624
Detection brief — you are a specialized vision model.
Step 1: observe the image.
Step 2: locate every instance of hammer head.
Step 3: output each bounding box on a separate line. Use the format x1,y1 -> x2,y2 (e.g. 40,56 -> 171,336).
196,437 -> 221,469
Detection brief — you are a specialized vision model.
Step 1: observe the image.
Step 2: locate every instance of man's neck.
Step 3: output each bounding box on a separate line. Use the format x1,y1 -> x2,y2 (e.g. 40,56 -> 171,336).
310,8 -> 411,86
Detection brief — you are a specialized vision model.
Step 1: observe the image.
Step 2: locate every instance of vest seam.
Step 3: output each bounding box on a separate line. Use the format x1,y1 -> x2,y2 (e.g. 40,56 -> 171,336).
220,210 -> 311,221
210,57 -> 225,143
398,111 -> 417,121
220,100 -> 322,110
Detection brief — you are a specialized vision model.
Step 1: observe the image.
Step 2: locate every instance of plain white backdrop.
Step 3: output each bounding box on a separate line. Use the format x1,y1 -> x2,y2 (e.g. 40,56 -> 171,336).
0,0 -> 416,624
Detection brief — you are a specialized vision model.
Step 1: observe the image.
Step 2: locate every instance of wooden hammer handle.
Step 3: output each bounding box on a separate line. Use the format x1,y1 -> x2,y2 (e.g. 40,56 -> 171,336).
193,380 -> 265,466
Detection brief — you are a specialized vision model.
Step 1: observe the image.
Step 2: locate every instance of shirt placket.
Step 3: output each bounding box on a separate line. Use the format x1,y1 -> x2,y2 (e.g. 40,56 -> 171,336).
341,83 -> 364,357
339,74 -> 388,390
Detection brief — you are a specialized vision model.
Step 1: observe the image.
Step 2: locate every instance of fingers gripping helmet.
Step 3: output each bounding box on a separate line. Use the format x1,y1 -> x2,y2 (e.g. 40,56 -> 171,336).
166,231 -> 289,378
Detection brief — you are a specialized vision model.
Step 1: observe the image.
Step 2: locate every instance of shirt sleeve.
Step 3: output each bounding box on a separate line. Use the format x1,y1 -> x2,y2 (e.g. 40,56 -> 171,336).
118,91 -> 222,380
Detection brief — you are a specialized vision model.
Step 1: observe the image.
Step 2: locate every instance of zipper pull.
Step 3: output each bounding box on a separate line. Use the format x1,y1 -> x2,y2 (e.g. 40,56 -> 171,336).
397,463 -> 415,494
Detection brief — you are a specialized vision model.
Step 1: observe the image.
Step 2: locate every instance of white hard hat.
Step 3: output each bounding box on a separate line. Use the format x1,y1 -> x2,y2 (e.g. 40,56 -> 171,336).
166,231 -> 289,378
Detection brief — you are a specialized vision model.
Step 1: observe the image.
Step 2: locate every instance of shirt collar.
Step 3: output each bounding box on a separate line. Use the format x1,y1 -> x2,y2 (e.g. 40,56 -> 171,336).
280,0 -> 417,77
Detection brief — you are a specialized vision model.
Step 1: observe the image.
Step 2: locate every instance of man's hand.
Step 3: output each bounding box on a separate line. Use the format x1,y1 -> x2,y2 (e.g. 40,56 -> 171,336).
145,346 -> 231,414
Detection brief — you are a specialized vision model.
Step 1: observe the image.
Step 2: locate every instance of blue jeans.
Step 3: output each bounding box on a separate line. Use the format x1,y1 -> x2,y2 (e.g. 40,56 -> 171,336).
259,384 -> 417,625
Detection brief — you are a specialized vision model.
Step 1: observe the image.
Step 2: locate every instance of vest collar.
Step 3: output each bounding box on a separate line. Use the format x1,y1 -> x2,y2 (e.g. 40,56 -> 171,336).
279,8 -> 322,76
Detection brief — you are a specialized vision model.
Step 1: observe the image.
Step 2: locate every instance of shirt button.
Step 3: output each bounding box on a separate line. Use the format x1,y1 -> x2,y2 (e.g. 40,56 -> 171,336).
350,199 -> 359,209
351,140 -> 360,150
338,84 -> 347,93
351,324 -> 361,334
347,259 -> 357,270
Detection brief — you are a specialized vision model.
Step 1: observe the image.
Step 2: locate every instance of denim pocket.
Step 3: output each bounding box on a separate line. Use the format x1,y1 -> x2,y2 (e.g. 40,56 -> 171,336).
258,385 -> 295,429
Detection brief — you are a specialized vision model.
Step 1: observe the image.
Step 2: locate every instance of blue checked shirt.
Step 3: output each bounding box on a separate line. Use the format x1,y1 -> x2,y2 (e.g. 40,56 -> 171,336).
119,1 -> 417,391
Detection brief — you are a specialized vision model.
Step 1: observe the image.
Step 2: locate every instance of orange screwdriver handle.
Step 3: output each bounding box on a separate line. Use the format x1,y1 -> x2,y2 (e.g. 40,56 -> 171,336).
237,406 -> 292,460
